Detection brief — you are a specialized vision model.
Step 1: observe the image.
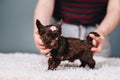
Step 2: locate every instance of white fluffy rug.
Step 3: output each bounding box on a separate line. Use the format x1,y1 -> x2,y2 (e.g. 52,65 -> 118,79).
0,52 -> 120,80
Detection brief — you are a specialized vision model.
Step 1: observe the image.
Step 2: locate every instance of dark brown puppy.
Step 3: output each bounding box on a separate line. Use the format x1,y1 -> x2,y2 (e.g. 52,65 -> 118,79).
36,19 -> 100,70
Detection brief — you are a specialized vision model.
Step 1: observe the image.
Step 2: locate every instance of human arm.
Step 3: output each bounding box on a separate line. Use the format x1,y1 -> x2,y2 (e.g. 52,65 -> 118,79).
33,0 -> 55,55
90,0 -> 120,53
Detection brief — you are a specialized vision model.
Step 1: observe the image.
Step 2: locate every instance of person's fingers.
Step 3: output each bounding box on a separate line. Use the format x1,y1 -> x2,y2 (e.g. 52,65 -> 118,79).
34,28 -> 44,45
91,44 -> 102,53
34,32 -> 41,44
34,34 -> 42,45
92,39 -> 97,47
39,48 -> 52,55
34,36 -> 52,55
89,33 -> 105,53
89,34 -> 99,45
34,35 -> 47,50
34,26 -> 39,33
34,29 -> 44,48
33,29 -> 52,55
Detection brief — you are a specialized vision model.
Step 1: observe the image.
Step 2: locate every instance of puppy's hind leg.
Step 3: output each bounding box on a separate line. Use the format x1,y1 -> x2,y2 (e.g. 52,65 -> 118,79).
87,59 -> 95,69
82,50 -> 95,69
79,60 -> 87,68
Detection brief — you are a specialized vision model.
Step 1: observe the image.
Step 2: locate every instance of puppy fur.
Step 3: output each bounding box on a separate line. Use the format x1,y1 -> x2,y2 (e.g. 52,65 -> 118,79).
36,19 -> 100,70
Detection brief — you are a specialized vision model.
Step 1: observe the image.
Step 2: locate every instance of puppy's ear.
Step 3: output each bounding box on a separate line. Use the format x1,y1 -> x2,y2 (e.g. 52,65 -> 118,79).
36,19 -> 43,31
56,19 -> 63,27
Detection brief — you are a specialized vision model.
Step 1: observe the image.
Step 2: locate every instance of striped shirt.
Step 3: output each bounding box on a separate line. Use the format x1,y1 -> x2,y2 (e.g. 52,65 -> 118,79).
53,0 -> 108,26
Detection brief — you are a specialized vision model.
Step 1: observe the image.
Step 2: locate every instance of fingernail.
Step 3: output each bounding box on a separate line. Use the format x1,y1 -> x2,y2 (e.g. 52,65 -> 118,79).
91,48 -> 95,51
89,34 -> 94,37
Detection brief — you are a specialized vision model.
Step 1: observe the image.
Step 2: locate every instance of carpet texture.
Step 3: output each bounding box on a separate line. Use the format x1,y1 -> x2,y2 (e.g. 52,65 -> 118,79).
0,52 -> 120,80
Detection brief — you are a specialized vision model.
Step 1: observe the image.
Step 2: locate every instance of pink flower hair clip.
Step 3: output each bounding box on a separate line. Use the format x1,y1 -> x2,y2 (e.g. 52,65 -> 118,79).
50,26 -> 57,31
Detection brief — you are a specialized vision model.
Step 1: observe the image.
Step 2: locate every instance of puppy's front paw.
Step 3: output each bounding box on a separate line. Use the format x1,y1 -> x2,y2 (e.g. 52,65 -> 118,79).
48,66 -> 56,70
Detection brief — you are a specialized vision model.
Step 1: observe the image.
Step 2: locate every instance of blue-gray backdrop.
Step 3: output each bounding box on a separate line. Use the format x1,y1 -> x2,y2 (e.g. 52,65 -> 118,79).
0,0 -> 120,57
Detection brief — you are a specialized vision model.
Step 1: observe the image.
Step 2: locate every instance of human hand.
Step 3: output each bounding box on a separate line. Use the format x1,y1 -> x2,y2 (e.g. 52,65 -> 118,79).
89,31 -> 105,54
34,27 -> 52,56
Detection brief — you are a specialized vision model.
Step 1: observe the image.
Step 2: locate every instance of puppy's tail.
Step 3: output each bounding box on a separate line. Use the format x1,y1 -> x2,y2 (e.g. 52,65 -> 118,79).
86,32 -> 100,45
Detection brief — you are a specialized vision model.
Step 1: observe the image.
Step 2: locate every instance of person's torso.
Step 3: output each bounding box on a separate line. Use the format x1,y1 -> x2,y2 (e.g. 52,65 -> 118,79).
53,0 -> 108,26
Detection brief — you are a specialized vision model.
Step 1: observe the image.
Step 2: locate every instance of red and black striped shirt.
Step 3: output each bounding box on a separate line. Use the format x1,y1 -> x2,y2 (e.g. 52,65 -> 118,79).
53,0 -> 108,26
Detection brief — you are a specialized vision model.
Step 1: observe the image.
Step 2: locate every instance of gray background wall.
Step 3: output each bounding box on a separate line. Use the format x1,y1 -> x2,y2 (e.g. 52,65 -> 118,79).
0,0 -> 120,57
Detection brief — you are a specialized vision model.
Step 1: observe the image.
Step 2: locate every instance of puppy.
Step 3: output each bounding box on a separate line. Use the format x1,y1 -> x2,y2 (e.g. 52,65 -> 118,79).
36,19 -> 100,70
